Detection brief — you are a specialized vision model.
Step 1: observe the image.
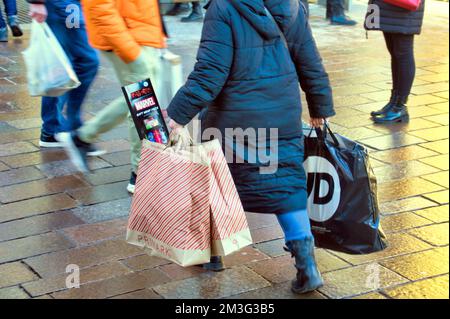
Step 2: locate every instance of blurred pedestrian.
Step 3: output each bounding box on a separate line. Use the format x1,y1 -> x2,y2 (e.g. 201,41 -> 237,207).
27,0 -> 102,155
166,1 -> 203,22
57,0 -> 167,194
167,0 -> 335,293
300,0 -> 357,25
365,0 -> 425,123
0,0 -> 23,42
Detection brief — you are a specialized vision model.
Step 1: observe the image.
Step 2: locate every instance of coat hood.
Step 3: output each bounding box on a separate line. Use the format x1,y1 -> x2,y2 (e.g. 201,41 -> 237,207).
228,0 -> 280,40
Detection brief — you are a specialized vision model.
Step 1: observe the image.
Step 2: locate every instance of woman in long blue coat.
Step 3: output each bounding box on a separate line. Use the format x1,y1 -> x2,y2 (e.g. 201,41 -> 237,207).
168,0 -> 335,294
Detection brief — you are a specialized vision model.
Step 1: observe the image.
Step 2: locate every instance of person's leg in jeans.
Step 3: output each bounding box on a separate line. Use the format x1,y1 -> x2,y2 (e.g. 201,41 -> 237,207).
0,2 -> 7,41
40,0 -> 99,145
3,0 -> 22,37
328,0 -> 356,26
276,208 -> 324,294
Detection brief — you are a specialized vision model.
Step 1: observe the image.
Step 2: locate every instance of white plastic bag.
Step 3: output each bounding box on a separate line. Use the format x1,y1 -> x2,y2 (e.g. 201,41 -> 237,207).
22,20 -> 80,97
157,49 -> 183,110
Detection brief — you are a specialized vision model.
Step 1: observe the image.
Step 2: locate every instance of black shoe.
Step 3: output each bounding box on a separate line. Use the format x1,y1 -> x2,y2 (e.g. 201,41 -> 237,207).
127,172 -> 137,194
181,4 -> 203,23
371,90 -> 398,117
39,132 -> 64,148
198,256 -> 226,272
330,15 -> 357,26
372,96 -> 410,124
285,237 -> 324,294
166,3 -> 190,16
9,25 -> 23,37
56,132 -> 91,173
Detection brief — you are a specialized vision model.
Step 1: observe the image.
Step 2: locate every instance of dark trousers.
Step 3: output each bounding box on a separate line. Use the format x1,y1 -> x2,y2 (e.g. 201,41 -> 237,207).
327,0 -> 345,18
0,0 -> 17,28
383,32 -> 416,97
41,0 -> 99,135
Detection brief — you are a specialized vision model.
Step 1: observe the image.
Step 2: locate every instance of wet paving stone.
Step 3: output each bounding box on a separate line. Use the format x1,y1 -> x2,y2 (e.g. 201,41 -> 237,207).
380,197 -> 438,215
0,175 -> 88,203
381,247 -> 448,281
373,161 -> 440,183
70,197 -> 131,224
6,117 -> 42,130
67,181 -> 130,206
331,233 -> 432,266
24,239 -> 142,278
109,289 -> 162,299
318,264 -> 407,299
96,139 -> 130,154
423,190 -> 449,204
99,150 -> 131,167
0,262 -> 38,288
381,212 -> 432,233
424,114 -> 450,125
52,268 -> 171,299
370,145 -> 439,164
0,232 -> 75,263
0,211 -> 84,242
414,205 -> 449,223
383,275 -> 449,299
223,246 -> 270,267
245,213 -> 278,230
0,286 -> 29,299
419,154 -> 450,170
0,166 -> 44,187
229,281 -> 326,299
36,158 -> 112,178
422,171 -> 450,189
22,261 -> 131,297
0,149 -> 68,168
121,254 -> 171,272
378,177 -> 445,203
62,218 -> 127,246
359,133 -> 427,151
153,266 -> 271,299
408,223 -> 449,246
0,161 -> 8,171
254,239 -> 288,258
408,126 -> 449,142
250,225 -> 284,244
158,263 -> 207,282
0,128 -> 40,145
352,292 -> 388,299
83,165 -> 132,186
0,193 -> 78,223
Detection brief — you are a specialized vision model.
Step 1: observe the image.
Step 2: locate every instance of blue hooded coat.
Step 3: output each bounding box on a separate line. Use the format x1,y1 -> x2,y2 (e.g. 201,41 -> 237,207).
167,0 -> 335,214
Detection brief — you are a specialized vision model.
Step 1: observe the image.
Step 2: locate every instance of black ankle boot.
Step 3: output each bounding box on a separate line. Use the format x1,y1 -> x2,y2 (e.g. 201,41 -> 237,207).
197,256 -> 226,272
371,90 -> 398,117
181,2 -> 203,22
373,95 -> 409,124
286,237 -> 324,294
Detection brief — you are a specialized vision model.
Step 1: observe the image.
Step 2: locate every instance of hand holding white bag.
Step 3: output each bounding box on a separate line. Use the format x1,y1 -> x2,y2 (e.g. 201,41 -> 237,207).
22,20 -> 80,97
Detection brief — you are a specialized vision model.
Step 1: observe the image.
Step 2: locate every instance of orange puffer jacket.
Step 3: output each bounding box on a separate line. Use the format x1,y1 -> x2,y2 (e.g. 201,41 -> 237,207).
81,0 -> 166,63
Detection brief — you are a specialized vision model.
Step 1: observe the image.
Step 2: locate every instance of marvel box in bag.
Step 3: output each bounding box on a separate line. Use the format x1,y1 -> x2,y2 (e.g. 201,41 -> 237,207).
122,78 -> 170,144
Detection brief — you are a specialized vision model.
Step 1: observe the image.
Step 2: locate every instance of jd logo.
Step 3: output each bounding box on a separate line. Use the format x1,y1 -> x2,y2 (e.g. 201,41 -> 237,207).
303,156 -> 341,222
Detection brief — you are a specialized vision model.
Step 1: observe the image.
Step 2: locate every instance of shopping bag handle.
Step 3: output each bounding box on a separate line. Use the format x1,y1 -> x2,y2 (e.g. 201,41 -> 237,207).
168,127 -> 193,152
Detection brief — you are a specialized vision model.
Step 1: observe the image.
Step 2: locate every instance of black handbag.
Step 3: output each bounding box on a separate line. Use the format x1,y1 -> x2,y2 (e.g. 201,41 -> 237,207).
303,123 -> 388,254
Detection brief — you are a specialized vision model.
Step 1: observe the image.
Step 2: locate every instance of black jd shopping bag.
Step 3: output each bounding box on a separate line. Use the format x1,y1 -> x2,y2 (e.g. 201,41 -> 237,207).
303,123 -> 387,254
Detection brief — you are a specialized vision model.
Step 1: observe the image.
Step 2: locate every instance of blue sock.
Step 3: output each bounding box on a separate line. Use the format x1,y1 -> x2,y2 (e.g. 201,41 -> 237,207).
276,209 -> 313,242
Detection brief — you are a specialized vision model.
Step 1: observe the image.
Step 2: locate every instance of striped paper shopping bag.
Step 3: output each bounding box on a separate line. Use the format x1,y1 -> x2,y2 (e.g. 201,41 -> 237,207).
203,140 -> 253,256
126,140 -> 212,267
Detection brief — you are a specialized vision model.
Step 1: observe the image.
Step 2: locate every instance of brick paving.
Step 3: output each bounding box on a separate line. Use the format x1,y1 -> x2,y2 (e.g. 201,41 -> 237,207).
0,1 -> 448,299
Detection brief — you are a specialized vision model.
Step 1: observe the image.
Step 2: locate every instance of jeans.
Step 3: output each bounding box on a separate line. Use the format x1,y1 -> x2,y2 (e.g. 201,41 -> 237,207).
0,0 -> 17,28
41,0 -> 99,135
383,32 -> 416,97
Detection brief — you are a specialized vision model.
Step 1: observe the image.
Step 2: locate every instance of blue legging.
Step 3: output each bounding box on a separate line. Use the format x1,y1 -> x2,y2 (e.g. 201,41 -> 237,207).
276,209 -> 313,242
